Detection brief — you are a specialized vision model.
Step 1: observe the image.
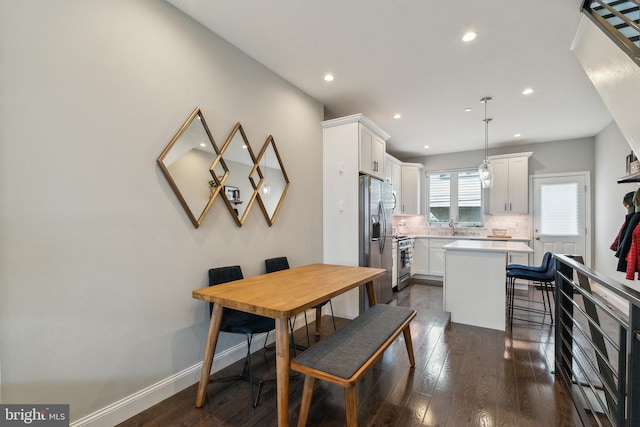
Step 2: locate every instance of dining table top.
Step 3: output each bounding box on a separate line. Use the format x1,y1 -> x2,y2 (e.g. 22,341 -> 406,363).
192,263 -> 385,319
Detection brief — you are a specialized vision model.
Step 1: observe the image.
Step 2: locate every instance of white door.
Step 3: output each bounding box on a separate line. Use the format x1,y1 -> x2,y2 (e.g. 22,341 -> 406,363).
531,172 -> 590,267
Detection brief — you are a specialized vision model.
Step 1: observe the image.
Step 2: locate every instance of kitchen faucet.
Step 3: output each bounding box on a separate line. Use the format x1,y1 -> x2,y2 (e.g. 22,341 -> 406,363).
449,217 -> 457,235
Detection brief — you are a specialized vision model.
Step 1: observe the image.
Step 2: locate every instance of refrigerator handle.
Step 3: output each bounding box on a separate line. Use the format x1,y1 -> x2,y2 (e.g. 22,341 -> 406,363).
378,200 -> 386,254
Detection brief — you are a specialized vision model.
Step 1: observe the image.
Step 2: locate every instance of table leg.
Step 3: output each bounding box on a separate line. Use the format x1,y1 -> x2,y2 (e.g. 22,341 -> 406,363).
365,280 -> 377,307
275,317 -> 290,427
195,303 -> 223,408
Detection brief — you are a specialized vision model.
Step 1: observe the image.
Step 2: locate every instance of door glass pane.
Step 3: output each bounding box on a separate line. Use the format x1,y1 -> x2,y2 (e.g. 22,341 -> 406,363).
428,173 -> 450,222
539,182 -> 579,236
458,171 -> 482,224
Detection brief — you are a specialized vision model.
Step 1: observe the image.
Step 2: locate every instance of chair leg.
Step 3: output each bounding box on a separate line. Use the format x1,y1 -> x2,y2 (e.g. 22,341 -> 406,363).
303,311 -> 310,348
328,300 -> 337,331
243,334 -> 264,408
315,307 -> 323,337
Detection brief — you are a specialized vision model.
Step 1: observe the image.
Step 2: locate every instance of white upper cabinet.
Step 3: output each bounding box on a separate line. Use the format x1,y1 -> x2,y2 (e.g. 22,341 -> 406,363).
359,122 -> 386,180
386,154 -> 402,213
401,163 -> 422,215
489,152 -> 532,214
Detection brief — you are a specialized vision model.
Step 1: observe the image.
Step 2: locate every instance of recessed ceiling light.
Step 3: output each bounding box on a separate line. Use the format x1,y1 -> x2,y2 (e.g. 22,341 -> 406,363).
464,107 -> 472,112
522,88 -> 534,95
200,143 -> 207,147
393,114 -> 402,119
424,145 -> 430,149
324,74 -> 334,82
514,133 -> 522,138
462,32 -> 476,42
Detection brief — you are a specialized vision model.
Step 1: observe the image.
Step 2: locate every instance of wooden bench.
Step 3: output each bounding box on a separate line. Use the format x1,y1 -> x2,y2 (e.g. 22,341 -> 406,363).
290,304 -> 416,427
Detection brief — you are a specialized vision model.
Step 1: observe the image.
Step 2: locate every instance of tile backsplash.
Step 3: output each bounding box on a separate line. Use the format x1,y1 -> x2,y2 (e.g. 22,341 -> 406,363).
393,214 -> 531,238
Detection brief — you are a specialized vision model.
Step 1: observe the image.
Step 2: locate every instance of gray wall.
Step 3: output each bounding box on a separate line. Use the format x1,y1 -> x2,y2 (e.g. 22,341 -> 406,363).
404,137 -> 595,175
594,121 -> 639,289
404,137 -> 596,258
0,0 -> 323,422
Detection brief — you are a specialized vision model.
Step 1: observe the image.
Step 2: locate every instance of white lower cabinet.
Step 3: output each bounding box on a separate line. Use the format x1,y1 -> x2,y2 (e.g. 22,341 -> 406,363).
428,239 -> 447,276
411,238 -> 429,275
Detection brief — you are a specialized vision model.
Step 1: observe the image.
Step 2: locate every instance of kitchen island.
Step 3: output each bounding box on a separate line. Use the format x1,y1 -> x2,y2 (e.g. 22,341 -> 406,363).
443,240 -> 533,331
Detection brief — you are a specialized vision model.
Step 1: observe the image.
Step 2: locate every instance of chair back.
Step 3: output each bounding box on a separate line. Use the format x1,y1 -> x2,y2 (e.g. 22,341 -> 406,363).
265,256 -> 290,273
209,265 -> 244,285
540,252 -> 553,271
508,253 -> 555,283
208,265 -> 261,329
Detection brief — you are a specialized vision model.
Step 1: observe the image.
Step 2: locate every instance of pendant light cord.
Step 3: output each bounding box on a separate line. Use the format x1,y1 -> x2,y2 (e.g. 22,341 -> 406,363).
482,96 -> 492,162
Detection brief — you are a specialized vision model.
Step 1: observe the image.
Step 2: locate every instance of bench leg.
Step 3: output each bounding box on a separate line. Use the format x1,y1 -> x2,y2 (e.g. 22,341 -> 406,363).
403,325 -> 415,367
344,385 -> 358,427
297,376 -> 316,427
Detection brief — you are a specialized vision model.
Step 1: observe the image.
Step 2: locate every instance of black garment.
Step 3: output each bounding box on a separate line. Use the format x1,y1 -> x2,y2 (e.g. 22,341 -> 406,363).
616,212 -> 640,272
612,212 -> 635,251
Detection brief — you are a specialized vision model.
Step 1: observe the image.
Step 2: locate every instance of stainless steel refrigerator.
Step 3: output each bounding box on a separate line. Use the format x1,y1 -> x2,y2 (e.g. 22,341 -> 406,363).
359,175 -> 393,311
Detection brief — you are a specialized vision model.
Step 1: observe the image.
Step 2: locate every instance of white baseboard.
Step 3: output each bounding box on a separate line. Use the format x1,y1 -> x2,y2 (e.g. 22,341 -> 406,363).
70,312 -> 310,427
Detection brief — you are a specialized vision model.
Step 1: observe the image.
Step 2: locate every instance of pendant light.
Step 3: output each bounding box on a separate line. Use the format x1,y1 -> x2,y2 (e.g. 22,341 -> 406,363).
478,96 -> 493,188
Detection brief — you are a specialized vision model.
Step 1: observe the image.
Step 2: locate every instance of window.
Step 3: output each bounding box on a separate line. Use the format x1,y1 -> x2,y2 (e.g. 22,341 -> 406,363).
427,169 -> 483,225
539,182 -> 579,236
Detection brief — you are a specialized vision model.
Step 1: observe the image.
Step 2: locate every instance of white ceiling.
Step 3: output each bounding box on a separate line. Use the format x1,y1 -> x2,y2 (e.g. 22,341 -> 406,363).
166,0 -> 612,158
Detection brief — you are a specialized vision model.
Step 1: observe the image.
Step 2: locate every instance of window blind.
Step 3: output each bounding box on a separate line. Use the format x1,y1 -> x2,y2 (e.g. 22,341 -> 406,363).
539,182 -> 579,236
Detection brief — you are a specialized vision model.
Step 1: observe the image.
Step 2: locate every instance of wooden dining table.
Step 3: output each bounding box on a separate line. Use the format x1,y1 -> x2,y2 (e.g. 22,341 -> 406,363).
192,263 -> 385,427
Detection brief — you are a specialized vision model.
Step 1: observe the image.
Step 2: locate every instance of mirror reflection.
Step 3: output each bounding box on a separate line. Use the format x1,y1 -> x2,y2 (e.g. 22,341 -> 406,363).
157,107 -> 227,228
251,136 -> 289,226
214,123 -> 258,226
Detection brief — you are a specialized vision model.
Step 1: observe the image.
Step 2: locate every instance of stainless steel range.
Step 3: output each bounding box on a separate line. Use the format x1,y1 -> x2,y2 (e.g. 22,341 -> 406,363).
396,236 -> 414,290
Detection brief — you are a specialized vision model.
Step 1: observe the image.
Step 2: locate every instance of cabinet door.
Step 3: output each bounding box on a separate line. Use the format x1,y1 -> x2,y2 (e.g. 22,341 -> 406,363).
391,161 -> 402,213
507,157 -> 528,214
428,239 -> 447,276
401,165 -> 420,214
411,238 -> 429,275
489,156 -> 529,214
359,125 -> 374,176
489,158 -> 509,214
359,124 -> 385,180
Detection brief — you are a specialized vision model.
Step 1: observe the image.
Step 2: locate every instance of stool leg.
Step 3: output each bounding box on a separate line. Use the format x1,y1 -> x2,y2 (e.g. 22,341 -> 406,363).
344,385 -> 358,427
297,376 -> 316,427
544,281 -> 554,324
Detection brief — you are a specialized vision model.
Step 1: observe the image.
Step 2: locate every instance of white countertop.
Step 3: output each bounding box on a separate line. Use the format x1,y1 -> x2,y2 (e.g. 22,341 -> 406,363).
443,239 -> 533,253
409,235 -> 530,242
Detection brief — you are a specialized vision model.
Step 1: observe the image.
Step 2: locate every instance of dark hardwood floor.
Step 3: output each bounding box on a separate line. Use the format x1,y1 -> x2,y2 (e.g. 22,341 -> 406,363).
118,282 -> 582,426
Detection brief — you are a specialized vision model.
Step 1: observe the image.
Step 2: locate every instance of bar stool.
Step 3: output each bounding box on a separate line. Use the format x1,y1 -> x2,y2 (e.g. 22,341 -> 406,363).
506,253 -> 555,327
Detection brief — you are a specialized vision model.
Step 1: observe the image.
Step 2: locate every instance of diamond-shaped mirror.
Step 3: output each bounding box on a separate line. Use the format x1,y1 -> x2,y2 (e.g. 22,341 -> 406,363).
250,135 -> 290,226
215,123 -> 258,226
157,107 -> 227,228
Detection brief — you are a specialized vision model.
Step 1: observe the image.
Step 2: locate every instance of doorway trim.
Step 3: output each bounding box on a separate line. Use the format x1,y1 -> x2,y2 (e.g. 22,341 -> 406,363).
529,171 -> 592,267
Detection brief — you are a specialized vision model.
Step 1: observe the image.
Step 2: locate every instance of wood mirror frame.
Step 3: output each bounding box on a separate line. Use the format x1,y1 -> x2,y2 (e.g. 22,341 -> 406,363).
250,135 -> 290,226
212,123 -> 258,227
157,107 -> 228,228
